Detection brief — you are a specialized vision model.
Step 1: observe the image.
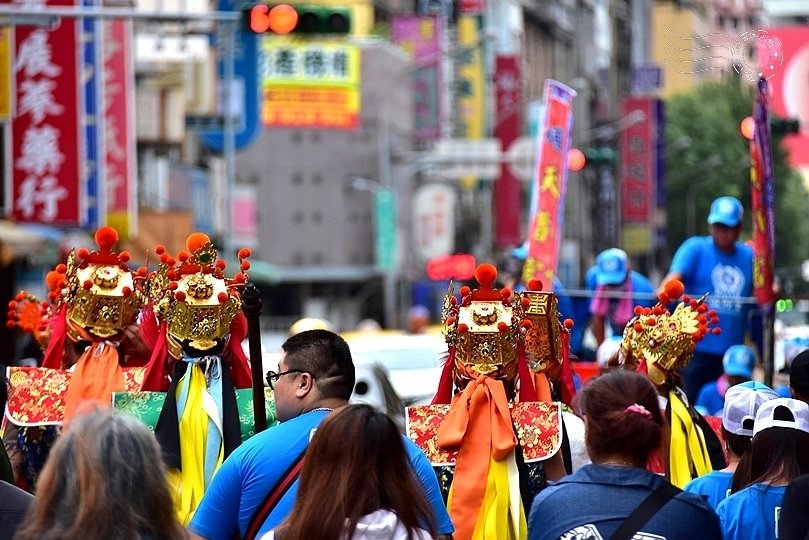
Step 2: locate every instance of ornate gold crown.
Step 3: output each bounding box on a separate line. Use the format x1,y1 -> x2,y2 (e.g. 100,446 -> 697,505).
619,280 -> 720,386
48,226 -> 141,340
519,280 -> 573,382
442,264 -> 571,390
149,233 -> 250,356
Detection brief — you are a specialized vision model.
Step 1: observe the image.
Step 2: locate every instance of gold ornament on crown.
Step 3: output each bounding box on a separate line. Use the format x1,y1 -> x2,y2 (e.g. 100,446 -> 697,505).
149,233 -> 250,357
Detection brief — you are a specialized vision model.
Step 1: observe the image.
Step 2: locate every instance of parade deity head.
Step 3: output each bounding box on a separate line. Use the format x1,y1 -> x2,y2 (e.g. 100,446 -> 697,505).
435,263 -> 571,402
54,226 -> 141,342
149,233 -> 250,359
618,279 -> 720,386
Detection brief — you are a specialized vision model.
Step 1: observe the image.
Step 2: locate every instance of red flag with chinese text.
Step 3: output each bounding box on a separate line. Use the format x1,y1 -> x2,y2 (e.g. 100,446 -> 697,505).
750,77 -> 776,309
8,2 -> 82,225
521,80 -> 576,290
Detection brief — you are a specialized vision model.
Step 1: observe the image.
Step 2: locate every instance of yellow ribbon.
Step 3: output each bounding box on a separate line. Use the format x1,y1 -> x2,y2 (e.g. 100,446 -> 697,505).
669,390 -> 711,488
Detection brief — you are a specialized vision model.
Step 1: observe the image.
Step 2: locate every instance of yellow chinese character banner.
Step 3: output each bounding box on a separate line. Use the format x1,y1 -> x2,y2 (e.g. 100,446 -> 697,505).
260,40 -> 360,130
521,80 -> 576,290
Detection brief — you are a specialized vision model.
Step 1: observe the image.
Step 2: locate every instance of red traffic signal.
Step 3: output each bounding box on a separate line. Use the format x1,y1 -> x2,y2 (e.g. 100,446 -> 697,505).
245,4 -> 351,35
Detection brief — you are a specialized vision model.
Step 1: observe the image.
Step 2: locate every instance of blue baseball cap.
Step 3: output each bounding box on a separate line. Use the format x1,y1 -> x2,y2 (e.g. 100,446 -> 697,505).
707,196 -> 744,227
723,344 -> 756,378
595,248 -> 628,286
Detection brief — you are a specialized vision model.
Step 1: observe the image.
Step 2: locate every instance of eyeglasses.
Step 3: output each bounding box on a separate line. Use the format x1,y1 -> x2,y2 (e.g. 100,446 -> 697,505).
265,369 -> 308,389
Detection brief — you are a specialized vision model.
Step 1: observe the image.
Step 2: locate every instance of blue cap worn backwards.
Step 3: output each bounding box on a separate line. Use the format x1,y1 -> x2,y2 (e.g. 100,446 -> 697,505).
707,196 -> 744,227
595,248 -> 628,286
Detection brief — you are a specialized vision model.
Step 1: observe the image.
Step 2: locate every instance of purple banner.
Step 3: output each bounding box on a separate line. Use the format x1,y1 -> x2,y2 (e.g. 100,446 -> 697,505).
391,16 -> 445,143
751,76 -> 775,308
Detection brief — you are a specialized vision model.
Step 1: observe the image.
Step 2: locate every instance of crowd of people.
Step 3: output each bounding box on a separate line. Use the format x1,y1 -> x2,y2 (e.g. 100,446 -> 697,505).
1,195 -> 807,540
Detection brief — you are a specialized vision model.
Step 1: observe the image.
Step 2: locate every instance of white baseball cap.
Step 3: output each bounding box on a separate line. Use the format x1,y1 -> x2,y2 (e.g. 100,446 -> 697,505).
723,381 -> 778,437
753,397 -> 809,437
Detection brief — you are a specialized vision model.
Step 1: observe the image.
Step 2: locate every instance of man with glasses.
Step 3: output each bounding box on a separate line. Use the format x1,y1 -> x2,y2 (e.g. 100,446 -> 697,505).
188,329 -> 454,540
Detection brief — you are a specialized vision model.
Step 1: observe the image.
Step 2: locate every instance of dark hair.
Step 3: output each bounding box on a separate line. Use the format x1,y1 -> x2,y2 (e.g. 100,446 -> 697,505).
578,370 -> 664,464
737,405 -> 809,492
790,350 -> 809,399
723,426 -> 753,493
275,404 -> 436,540
281,329 -> 355,400
15,410 -> 186,540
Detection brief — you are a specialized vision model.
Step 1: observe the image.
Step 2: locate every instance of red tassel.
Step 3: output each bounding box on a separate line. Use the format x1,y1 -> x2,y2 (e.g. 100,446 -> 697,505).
140,321 -> 170,391
42,304 -> 67,369
517,344 -> 537,402
558,331 -> 577,407
226,312 -> 252,389
431,348 -> 456,405
138,303 -> 159,351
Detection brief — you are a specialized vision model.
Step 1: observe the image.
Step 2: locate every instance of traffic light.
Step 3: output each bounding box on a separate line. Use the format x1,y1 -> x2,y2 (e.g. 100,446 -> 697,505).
771,117 -> 800,136
245,4 -> 351,35
582,147 -> 617,168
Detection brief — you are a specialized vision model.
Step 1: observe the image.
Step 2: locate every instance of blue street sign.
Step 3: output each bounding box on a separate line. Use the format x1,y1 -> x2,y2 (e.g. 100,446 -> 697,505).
199,0 -> 261,152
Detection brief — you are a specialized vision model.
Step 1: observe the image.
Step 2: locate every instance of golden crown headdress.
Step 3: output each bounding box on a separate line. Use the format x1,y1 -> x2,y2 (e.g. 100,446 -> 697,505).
619,279 -> 720,386
49,226 -> 141,341
149,232 -> 250,356
438,264 -> 572,400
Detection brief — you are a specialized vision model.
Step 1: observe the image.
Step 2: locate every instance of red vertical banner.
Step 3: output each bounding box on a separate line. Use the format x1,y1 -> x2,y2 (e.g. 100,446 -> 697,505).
619,97 -> 655,223
750,77 -> 775,309
522,80 -> 576,290
103,20 -> 136,239
493,55 -> 522,248
8,13 -> 82,225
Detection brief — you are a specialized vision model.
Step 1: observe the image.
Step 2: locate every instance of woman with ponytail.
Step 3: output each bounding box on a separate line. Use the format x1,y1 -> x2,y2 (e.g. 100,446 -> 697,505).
528,370 -> 721,540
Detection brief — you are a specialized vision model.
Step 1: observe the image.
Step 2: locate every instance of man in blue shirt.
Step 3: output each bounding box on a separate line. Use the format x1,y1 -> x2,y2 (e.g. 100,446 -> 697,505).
695,344 -> 756,416
587,248 -> 656,347
661,196 -> 754,401
188,330 -> 454,540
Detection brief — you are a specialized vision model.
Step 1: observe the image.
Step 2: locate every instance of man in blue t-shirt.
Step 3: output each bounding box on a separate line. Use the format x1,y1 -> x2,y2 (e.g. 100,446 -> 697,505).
661,196 -> 754,401
587,248 -> 656,347
188,330 -> 454,540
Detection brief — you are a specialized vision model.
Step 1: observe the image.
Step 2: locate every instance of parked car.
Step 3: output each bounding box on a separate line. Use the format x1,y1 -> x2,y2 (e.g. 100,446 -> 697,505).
346,333 -> 447,406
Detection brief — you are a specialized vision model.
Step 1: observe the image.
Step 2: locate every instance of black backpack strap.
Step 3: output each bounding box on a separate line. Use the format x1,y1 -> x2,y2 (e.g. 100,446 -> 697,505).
242,451 -> 306,540
609,482 -> 681,540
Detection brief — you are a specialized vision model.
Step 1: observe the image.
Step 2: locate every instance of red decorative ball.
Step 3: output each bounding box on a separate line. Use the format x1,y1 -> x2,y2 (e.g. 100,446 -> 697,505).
155,245 -> 166,255
166,257 -> 176,267
94,226 -> 119,250
682,295 -> 691,303
475,263 -> 497,288
137,267 -> 147,277
446,316 -> 456,326
647,317 -> 657,326
634,306 -> 643,315
459,286 -> 471,297
521,297 -> 530,308
118,251 -> 130,262
167,270 -> 176,280
657,292 -> 669,304
527,279 -> 543,291
500,288 -> 511,299
55,264 -> 67,274
238,248 -> 252,259
186,232 -> 210,253
498,321 -> 509,333
7,301 -> 16,309
634,323 -> 643,333
234,273 -> 246,283
168,281 -> 178,290
712,327 -> 721,335
216,259 -> 227,270
564,318 -> 574,329
6,320 -> 15,329
48,291 -> 58,301
77,248 -> 89,259
241,261 -> 251,271
521,320 -> 533,330
218,292 -> 228,303
175,291 -> 186,301
122,287 -> 132,296
83,280 -> 93,290
178,251 -> 189,262
663,279 -> 684,300
15,293 -> 25,302
7,310 -> 16,319
457,323 -> 469,333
